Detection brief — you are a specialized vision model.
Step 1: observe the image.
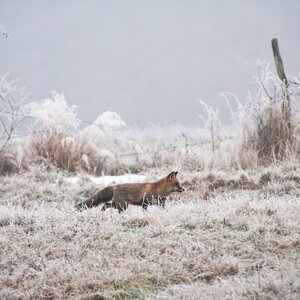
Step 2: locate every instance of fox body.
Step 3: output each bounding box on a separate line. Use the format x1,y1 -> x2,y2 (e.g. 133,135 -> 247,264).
76,171 -> 184,212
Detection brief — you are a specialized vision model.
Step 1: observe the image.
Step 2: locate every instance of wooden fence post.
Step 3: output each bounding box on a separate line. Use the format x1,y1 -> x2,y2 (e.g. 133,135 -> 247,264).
271,38 -> 291,132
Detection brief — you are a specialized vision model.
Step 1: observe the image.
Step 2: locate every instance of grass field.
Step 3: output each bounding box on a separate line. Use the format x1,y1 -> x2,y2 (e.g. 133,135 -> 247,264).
1,167 -> 299,299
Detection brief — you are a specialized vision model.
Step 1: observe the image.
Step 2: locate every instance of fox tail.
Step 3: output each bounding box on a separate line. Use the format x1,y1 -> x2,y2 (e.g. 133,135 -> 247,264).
75,186 -> 113,210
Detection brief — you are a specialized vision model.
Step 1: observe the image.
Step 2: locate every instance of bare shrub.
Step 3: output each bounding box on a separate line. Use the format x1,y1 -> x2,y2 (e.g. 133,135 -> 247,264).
199,101 -> 222,167
0,74 -> 30,174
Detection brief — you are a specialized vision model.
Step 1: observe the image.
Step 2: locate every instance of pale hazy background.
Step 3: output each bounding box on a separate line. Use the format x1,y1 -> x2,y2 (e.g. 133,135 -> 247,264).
0,0 -> 299,126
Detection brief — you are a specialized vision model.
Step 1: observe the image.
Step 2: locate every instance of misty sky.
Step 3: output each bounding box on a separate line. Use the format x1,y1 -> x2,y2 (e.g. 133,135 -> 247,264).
1,0 -> 299,126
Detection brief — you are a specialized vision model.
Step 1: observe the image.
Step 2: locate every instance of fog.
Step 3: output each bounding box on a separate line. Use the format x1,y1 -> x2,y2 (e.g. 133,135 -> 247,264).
1,0 -> 299,126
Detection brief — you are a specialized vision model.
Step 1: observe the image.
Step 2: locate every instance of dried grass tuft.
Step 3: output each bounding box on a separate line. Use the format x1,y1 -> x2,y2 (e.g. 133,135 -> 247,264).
122,217 -> 151,228
233,62 -> 300,167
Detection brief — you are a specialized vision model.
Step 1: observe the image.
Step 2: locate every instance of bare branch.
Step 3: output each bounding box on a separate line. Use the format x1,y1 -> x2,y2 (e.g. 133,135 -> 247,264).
0,118 -> 9,136
258,75 -> 273,102
288,80 -> 300,86
0,24 -> 9,39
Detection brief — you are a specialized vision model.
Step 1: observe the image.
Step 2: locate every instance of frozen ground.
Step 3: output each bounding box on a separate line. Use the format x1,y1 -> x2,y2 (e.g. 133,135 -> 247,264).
0,167 -> 299,299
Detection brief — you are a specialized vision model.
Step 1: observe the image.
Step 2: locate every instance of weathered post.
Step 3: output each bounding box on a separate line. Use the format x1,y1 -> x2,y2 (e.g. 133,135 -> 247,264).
271,38 -> 288,84
271,38 -> 291,133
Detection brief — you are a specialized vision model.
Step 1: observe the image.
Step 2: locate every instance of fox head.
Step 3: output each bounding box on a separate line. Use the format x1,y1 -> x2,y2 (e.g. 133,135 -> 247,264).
166,171 -> 185,193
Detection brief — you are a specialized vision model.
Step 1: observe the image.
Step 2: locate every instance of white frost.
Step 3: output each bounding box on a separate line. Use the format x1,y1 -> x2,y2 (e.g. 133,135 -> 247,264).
79,111 -> 125,141
94,111 -> 126,130
98,149 -> 115,162
90,174 -> 146,186
29,91 -> 80,134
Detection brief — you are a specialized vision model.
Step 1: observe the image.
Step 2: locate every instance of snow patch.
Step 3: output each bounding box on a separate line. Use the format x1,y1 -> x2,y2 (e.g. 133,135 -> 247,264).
63,174 -> 146,186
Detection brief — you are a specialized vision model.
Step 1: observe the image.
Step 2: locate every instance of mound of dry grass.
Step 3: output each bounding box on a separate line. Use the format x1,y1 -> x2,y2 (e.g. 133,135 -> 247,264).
31,132 -> 91,172
239,104 -> 295,165
182,172 -> 258,200
0,150 -> 20,175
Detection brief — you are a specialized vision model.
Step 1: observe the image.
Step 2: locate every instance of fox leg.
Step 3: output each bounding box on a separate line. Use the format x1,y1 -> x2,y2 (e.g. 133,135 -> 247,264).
142,202 -> 148,210
159,197 -> 166,209
142,199 -> 151,210
116,201 -> 128,213
101,202 -> 114,211
102,200 -> 128,213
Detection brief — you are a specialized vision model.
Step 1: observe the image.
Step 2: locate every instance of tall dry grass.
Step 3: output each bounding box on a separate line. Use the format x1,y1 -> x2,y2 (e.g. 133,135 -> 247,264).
227,62 -> 300,168
31,131 -> 116,174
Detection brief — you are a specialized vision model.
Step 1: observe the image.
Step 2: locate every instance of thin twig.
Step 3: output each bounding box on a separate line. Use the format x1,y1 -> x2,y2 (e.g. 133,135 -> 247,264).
288,80 -> 300,86
258,75 -> 273,102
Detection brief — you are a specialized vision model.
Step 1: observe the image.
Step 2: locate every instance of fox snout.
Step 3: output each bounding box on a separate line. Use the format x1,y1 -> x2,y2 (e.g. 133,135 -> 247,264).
177,186 -> 185,193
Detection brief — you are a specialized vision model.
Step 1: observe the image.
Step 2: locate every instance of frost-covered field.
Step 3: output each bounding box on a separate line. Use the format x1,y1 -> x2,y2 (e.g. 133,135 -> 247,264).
1,66 -> 300,298
1,167 -> 299,299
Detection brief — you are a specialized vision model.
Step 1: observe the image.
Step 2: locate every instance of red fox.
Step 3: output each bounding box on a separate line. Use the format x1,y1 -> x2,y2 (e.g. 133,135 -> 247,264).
76,171 -> 184,212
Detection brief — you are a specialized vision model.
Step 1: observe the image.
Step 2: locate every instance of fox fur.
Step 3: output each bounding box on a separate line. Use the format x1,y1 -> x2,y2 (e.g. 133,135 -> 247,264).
76,171 -> 184,212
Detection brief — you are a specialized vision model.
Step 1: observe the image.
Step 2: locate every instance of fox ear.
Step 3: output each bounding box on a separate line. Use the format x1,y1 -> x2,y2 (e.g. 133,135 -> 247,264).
167,171 -> 175,180
175,171 -> 178,176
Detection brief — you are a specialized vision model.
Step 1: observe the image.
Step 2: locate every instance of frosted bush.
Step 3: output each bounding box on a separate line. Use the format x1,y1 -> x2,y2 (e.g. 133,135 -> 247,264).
98,149 -> 115,162
29,91 -> 80,134
79,123 -> 104,142
128,140 -> 143,153
29,92 -> 86,172
94,110 -> 126,130
78,111 -> 126,142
